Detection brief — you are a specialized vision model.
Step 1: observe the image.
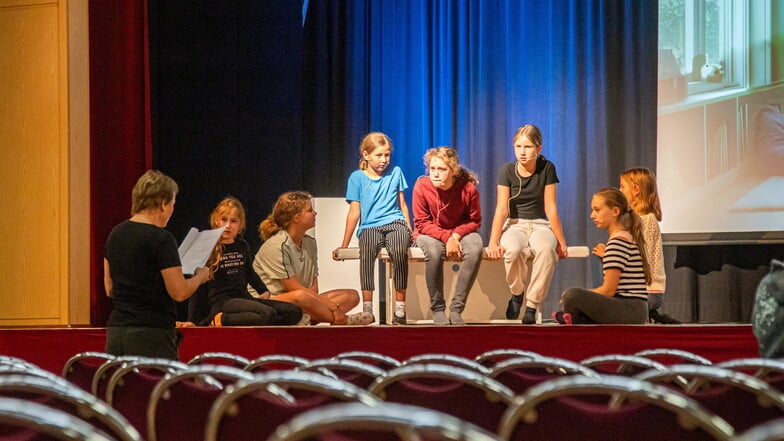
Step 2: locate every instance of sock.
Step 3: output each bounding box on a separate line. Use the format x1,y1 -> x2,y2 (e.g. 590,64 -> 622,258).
395,301 -> 406,317
363,301 -> 372,313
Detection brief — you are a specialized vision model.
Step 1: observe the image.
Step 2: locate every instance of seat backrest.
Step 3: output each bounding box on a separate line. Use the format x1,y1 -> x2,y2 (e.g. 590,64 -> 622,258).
732,417 -> 784,441
91,356 -> 143,400
581,354 -> 668,376
186,351 -> 250,368
636,364 -> 784,432
0,396 -> 117,441
474,348 -> 541,368
266,401 -> 504,441
244,354 -> 310,373
333,351 -> 401,371
488,355 -> 601,395
635,348 -> 713,365
298,358 -> 387,390
61,352 -> 115,394
717,358 -> 784,394
0,358 -> 42,373
1,364 -> 75,385
499,375 -> 735,441
204,370 -> 380,441
0,374 -> 142,441
402,353 -> 490,375
105,358 -> 188,439
368,363 -> 515,433
147,365 -> 255,441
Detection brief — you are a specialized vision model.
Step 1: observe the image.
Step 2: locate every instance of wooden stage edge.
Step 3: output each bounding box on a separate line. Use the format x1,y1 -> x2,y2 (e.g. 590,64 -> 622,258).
0,324 -> 759,375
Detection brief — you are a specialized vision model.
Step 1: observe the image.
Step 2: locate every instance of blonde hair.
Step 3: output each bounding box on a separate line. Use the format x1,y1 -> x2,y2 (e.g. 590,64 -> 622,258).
593,187 -> 651,285
206,196 -> 247,274
130,170 -> 178,214
423,146 -> 479,185
620,167 -> 662,221
259,191 -> 313,241
209,196 -> 247,233
357,132 -> 393,170
512,124 -> 543,147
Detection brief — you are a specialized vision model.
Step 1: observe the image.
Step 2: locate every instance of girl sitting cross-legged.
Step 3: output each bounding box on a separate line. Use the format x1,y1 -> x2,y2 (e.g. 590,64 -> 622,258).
553,187 -> 650,325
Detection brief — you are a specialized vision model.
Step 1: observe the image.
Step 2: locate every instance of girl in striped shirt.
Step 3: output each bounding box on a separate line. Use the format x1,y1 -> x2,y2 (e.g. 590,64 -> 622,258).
553,187 -> 650,324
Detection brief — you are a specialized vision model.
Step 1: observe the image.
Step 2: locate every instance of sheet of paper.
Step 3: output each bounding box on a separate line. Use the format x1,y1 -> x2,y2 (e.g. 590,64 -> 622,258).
179,226 -> 225,275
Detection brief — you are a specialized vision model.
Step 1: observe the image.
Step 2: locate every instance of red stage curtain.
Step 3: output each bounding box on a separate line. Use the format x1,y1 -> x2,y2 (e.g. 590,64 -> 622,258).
89,0 -> 151,325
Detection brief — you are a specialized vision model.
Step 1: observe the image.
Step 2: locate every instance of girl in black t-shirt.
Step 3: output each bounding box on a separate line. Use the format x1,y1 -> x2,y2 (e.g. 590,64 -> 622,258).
199,197 -> 303,327
486,124 -> 568,324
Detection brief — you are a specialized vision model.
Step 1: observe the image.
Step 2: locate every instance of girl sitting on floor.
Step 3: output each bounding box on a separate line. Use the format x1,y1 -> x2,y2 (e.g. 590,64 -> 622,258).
553,187 -> 650,324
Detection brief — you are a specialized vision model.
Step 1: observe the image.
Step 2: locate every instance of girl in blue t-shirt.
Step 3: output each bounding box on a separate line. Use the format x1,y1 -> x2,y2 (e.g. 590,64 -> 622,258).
333,132 -> 412,324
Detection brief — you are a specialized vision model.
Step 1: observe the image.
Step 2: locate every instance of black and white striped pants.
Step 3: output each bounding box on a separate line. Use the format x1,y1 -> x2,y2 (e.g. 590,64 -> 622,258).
358,220 -> 411,291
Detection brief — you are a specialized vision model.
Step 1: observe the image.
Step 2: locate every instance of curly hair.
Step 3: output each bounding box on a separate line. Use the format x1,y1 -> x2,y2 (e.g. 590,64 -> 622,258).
259,191 -> 313,241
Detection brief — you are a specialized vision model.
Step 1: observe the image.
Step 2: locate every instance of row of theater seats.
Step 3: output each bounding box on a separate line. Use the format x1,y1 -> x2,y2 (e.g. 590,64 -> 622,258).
0,349 -> 783,440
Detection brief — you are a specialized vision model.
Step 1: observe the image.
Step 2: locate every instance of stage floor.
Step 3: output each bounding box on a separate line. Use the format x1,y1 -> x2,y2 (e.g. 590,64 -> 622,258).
0,324 -> 759,374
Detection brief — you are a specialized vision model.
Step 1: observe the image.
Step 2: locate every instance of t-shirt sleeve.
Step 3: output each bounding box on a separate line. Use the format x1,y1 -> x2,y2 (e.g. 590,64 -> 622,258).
156,231 -> 182,271
346,171 -> 361,202
256,242 -> 289,281
496,163 -> 512,186
396,167 -> 409,191
544,160 -> 560,185
243,240 -> 268,294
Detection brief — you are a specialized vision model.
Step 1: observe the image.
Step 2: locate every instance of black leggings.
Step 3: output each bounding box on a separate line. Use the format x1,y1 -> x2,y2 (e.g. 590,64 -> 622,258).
219,298 -> 303,326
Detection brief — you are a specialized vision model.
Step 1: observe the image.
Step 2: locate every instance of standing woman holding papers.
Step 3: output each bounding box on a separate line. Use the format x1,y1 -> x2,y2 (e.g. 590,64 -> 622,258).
104,170 -> 210,360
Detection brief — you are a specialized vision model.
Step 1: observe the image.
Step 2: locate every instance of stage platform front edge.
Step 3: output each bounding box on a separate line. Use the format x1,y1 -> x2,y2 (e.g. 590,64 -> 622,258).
0,324 -> 758,374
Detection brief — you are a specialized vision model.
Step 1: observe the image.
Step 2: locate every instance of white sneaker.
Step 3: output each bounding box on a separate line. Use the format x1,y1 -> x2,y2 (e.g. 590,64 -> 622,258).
296,314 -> 312,326
346,312 -> 375,325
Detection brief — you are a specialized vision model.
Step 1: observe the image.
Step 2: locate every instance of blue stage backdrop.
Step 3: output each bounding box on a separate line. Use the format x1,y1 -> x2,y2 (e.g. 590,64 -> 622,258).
149,0 -> 657,315
301,0 -> 658,297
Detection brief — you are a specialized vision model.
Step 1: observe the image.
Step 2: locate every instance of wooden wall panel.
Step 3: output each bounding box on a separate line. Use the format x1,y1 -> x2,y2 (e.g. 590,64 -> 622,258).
0,0 -> 86,325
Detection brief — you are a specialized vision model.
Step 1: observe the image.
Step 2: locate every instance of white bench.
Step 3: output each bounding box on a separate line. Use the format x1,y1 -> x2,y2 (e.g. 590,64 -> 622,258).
336,245 -> 589,324
311,197 -> 589,325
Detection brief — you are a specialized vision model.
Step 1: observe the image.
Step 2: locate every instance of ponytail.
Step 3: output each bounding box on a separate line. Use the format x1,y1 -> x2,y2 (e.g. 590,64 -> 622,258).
259,215 -> 281,242
624,209 -> 652,285
260,191 -> 313,241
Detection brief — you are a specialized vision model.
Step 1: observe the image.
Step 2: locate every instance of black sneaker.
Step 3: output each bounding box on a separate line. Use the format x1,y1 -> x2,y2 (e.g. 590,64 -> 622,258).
649,309 -> 681,324
505,294 -> 523,319
392,314 -> 407,325
522,307 -> 537,325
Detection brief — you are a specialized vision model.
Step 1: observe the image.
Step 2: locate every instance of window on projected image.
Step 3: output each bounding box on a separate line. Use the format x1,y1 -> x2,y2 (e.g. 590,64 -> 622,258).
656,0 -> 784,243
658,0 -> 739,96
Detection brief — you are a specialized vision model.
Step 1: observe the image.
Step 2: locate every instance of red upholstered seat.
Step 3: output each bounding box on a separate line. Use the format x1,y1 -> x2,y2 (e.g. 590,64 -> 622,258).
368,363 -> 515,434
499,375 -> 735,441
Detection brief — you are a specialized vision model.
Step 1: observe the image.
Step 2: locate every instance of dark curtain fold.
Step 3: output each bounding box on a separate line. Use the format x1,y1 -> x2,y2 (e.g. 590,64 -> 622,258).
89,0 -> 152,325
302,0 -> 659,313
148,0 -> 304,255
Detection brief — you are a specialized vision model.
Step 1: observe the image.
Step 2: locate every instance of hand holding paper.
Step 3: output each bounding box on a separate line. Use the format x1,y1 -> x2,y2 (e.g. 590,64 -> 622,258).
178,226 -> 226,275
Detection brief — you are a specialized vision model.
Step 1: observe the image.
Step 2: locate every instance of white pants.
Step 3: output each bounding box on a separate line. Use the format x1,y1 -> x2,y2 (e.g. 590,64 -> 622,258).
499,219 -> 558,309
